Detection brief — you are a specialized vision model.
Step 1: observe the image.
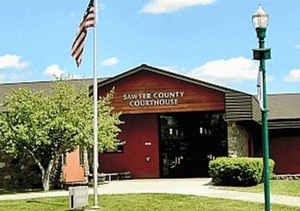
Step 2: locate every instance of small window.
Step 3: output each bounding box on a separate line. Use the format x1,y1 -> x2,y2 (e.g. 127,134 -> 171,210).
79,147 -> 84,166
62,153 -> 67,166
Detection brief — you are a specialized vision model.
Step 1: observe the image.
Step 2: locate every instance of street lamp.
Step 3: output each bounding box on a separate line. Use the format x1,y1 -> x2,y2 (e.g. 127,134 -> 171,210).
252,4 -> 271,211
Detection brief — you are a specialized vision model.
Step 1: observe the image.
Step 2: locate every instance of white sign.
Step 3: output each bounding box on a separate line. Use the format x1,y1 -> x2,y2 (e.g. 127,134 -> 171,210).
69,186 -> 89,209
123,91 -> 185,107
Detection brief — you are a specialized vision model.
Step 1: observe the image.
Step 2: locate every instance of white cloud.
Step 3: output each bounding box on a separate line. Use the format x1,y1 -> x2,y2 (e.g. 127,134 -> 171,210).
187,57 -> 258,84
284,69 -> 300,82
44,65 -> 82,79
296,45 -> 300,49
140,0 -> 215,14
0,54 -> 29,70
45,65 -> 66,78
101,57 -> 120,66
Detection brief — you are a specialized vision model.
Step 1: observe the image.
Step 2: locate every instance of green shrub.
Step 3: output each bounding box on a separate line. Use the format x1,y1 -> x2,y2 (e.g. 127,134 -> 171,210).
208,157 -> 275,186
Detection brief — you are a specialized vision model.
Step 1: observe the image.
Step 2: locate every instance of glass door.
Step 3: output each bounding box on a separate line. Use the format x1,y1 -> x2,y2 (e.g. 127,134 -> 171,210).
159,112 -> 227,178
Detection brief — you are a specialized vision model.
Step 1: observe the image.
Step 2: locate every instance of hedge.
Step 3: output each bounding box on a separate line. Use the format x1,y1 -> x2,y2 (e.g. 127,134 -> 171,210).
208,157 -> 275,186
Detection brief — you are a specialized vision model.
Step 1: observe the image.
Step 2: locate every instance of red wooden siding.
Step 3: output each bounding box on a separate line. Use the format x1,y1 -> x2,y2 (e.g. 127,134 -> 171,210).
100,114 -> 160,178
99,70 -> 225,114
270,136 -> 300,174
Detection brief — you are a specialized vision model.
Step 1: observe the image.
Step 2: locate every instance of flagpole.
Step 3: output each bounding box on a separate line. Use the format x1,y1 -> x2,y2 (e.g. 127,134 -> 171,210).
93,0 -> 99,208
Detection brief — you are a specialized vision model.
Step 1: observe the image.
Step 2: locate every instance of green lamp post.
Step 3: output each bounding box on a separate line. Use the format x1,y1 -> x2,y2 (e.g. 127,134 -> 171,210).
252,4 -> 271,211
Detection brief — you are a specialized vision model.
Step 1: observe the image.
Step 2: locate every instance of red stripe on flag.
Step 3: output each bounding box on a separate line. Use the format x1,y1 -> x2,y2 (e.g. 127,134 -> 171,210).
72,27 -> 87,49
71,31 -> 87,57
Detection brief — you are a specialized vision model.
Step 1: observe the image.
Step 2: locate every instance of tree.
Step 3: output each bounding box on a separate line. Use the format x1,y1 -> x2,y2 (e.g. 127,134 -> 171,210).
0,81 -> 122,191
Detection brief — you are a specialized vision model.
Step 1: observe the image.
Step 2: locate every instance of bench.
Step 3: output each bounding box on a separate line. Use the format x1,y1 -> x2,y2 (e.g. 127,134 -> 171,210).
99,172 -> 119,182
88,171 -> 131,184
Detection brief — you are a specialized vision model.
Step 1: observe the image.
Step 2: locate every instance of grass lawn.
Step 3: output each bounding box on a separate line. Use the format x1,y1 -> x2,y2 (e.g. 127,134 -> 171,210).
0,194 -> 299,211
213,180 -> 300,197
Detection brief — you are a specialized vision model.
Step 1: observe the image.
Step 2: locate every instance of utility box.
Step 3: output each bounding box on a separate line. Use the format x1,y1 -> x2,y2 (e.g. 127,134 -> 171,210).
69,186 -> 89,209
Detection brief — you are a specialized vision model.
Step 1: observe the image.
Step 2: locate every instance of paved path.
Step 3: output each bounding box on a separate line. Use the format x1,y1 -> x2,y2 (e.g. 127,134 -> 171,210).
1,178 -> 300,208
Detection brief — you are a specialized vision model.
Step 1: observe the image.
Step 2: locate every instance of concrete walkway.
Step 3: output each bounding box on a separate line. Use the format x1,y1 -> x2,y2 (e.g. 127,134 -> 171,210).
1,178 -> 300,208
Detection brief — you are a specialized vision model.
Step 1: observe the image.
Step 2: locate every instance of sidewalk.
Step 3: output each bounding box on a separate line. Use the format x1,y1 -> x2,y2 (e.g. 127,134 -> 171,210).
1,178 -> 300,208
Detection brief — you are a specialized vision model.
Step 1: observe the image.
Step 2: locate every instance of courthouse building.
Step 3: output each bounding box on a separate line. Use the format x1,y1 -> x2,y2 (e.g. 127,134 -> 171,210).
0,64 -> 300,185
97,64 -> 300,179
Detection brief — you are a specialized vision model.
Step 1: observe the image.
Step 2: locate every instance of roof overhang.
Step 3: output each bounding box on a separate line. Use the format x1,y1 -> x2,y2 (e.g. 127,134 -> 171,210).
91,64 -> 248,94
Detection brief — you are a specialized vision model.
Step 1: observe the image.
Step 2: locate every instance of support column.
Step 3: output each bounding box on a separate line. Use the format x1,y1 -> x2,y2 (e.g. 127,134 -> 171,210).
227,121 -> 249,157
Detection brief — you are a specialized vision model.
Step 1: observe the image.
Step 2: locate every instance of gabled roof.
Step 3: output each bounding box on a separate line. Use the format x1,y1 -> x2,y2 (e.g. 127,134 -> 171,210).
251,93 -> 300,129
97,64 -> 249,95
267,93 -> 300,120
96,64 -> 300,128
267,93 -> 300,129
0,78 -> 107,111
94,64 -> 259,122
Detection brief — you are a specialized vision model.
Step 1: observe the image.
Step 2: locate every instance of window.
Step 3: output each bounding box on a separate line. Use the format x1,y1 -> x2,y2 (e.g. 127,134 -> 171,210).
79,147 -> 84,166
62,153 -> 67,166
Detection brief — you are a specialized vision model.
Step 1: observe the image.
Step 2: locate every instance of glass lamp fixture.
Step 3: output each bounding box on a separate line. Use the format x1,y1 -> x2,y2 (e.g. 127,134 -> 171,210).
252,4 -> 269,29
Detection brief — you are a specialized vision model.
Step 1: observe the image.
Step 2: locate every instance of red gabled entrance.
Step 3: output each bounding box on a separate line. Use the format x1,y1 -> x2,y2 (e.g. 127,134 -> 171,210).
98,64 -> 226,178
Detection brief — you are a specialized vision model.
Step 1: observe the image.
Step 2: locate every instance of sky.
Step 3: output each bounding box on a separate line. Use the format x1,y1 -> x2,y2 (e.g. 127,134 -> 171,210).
1,0 -> 300,94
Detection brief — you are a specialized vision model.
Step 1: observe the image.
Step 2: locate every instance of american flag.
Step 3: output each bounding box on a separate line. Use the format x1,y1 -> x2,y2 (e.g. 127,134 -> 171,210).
71,0 -> 95,67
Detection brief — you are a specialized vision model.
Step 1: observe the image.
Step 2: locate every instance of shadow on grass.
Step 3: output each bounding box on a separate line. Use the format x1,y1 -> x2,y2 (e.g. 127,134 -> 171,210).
26,199 -> 62,205
0,188 -> 43,195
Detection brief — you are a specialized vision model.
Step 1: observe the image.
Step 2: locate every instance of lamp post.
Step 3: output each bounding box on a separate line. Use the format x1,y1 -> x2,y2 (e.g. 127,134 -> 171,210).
252,4 -> 271,211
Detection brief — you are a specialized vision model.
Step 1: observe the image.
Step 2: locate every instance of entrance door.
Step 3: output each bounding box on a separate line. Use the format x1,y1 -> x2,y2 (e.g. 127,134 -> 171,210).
159,112 -> 227,178
160,131 -> 185,178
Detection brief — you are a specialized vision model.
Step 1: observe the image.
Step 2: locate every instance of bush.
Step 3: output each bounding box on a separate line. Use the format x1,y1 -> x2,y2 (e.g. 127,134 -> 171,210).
208,157 -> 275,186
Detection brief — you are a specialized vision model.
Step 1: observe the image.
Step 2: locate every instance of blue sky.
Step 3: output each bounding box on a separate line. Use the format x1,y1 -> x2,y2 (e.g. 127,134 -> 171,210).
1,0 -> 300,94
